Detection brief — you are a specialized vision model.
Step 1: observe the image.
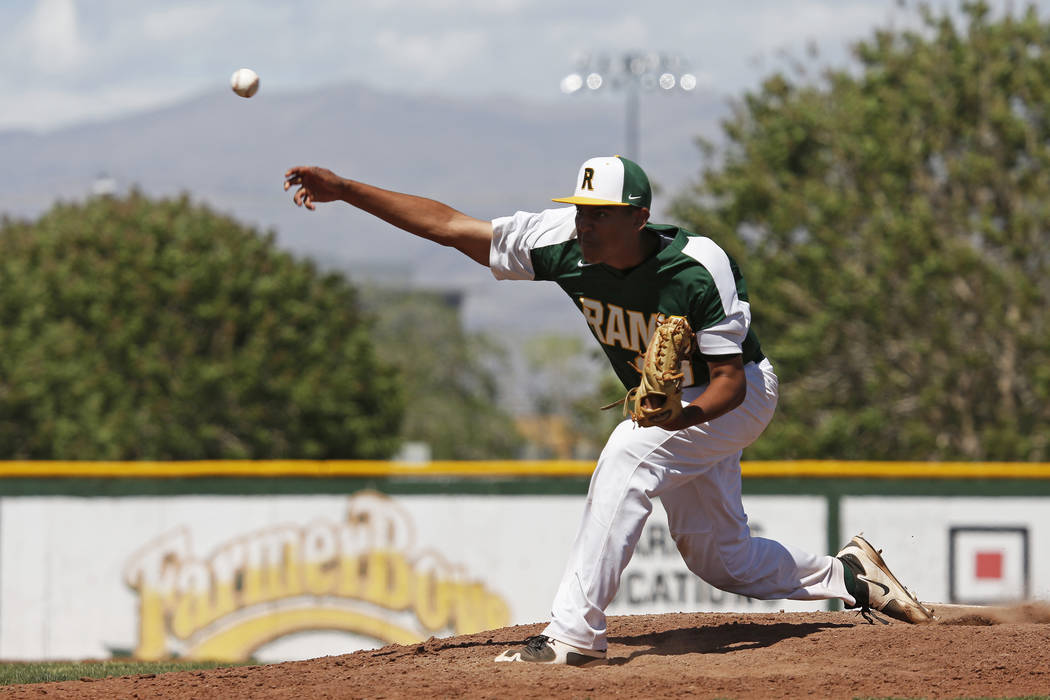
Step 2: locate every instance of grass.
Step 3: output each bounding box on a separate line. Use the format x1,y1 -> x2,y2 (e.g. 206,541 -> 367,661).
0,659 -> 254,686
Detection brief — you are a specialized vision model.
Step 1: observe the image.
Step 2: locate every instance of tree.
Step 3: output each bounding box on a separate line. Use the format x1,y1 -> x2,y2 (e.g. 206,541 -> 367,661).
519,334 -> 623,459
0,192 -> 402,459
358,287 -> 523,459
673,1 -> 1050,460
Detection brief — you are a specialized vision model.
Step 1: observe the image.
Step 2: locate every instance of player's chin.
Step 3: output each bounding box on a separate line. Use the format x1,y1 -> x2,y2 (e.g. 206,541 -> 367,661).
578,242 -> 603,264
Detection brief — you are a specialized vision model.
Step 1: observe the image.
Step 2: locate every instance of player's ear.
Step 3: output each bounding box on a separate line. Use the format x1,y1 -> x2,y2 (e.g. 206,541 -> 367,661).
632,206 -> 650,229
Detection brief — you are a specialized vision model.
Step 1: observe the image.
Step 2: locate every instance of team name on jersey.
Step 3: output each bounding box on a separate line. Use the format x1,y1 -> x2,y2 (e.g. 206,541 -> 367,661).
579,297 -> 696,383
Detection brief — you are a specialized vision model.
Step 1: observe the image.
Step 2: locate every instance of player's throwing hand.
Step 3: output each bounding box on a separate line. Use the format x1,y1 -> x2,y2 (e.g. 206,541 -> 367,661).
284,166 -> 344,211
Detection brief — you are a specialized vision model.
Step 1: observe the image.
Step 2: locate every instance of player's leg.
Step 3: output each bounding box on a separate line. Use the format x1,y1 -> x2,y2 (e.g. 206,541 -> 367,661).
497,358 -> 781,663
640,356 -> 847,600
498,359 -> 805,664
498,416 -> 737,665
660,454 -> 851,601
504,360 -> 777,659
661,451 -> 934,622
535,417 -> 673,653
663,472 -> 934,621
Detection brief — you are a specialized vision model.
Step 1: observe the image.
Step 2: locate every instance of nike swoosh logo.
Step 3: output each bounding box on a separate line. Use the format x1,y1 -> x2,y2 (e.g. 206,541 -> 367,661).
628,194 -> 641,200
578,259 -> 597,268
857,574 -> 890,596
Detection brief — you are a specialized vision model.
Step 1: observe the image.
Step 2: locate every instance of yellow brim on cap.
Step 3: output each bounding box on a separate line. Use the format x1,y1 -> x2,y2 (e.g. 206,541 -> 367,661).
551,196 -> 632,206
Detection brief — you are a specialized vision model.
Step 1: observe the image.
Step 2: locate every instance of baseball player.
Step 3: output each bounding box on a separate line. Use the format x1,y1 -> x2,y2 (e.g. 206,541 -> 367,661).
284,156 -> 933,666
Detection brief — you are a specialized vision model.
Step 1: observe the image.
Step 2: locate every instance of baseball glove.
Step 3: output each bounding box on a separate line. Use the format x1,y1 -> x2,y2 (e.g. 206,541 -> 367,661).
604,315 -> 695,427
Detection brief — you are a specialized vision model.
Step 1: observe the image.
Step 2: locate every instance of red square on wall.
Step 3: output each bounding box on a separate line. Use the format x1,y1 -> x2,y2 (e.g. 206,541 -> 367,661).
975,551 -> 1003,579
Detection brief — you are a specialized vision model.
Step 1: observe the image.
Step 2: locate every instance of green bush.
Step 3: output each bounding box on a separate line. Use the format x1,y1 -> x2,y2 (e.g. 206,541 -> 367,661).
0,192 -> 402,459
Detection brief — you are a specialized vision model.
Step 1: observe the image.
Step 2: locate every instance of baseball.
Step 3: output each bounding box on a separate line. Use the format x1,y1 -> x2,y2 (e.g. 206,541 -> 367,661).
230,68 -> 260,98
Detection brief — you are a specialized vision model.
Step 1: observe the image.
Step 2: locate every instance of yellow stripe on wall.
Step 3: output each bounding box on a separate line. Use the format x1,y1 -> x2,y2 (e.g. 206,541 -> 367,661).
0,460 -> 592,478
0,460 -> 1048,479
741,461 -> 1050,479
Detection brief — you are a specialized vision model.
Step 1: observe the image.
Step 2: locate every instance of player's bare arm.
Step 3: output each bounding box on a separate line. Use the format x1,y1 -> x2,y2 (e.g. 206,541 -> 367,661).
283,165 -> 493,266
659,355 -> 747,431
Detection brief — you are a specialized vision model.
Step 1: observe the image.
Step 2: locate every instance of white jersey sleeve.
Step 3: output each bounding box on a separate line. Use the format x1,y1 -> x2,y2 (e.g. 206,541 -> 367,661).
489,207 -> 576,280
681,236 -> 752,356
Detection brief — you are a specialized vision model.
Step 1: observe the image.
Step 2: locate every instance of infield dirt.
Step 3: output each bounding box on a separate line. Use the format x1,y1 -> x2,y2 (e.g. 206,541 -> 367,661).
3,605 -> 1049,699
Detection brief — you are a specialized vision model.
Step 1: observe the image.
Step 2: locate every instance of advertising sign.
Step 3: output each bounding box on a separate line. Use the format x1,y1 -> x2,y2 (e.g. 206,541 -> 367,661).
1,492 -> 577,661
0,491 -> 831,661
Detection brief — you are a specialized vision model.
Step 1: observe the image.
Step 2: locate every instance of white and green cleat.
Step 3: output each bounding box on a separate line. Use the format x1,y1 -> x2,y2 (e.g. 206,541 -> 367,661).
494,635 -> 606,666
837,534 -> 935,624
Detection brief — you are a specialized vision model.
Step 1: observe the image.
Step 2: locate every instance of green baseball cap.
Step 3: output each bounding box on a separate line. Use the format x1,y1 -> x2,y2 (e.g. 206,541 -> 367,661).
552,155 -> 652,209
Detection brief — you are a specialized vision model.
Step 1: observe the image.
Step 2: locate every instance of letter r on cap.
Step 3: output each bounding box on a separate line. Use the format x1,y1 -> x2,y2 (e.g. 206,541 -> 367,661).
581,168 -> 595,191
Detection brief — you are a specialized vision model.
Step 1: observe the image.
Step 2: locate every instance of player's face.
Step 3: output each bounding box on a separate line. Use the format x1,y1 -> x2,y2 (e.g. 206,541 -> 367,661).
575,205 -> 650,268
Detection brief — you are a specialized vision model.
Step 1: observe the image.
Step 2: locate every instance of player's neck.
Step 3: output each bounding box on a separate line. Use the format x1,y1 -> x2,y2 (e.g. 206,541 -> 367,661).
607,230 -> 660,271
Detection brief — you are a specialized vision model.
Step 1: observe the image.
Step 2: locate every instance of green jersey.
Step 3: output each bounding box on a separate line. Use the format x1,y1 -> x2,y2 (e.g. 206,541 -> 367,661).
491,207 -> 764,390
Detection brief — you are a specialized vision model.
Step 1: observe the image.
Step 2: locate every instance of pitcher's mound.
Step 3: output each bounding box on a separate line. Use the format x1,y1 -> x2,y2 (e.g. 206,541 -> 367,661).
5,608 -> 1050,699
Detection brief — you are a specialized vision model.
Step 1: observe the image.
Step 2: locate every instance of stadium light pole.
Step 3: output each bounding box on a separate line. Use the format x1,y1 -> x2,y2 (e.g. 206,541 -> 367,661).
560,51 -> 697,162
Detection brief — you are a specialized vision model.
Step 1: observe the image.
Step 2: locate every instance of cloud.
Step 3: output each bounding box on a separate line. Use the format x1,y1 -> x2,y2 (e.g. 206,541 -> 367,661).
374,29 -> 490,80
748,1 -> 893,48
22,0 -> 83,74
141,5 -> 225,42
545,13 -> 651,49
0,84 -> 190,130
362,0 -> 526,13
14,0 -> 1041,132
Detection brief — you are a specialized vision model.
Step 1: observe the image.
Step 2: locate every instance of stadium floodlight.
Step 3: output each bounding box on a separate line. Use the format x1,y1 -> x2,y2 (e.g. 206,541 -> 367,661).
560,73 -> 584,94
560,51 -> 697,160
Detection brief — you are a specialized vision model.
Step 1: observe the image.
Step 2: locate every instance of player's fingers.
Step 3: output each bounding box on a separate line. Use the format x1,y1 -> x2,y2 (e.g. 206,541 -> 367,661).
284,167 -> 308,190
304,194 -> 315,211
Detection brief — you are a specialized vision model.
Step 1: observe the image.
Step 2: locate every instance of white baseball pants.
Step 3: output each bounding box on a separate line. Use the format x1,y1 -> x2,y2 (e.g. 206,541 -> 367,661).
542,358 -> 853,652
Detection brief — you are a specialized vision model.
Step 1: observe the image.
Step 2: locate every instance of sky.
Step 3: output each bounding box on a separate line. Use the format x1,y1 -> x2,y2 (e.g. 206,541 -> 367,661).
0,0 -> 1001,133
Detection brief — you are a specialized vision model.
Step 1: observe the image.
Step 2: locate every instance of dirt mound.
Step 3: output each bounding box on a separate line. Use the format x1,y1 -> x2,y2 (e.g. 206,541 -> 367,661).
934,601 -> 1050,626
4,610 -> 1050,699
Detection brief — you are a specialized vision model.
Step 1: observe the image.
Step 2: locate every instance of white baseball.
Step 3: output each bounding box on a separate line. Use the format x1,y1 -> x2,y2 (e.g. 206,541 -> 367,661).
230,68 -> 260,98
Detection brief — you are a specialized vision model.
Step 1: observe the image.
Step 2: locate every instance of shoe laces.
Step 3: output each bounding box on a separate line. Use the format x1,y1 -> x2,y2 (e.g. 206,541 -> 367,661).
523,635 -> 550,651
858,609 -> 890,625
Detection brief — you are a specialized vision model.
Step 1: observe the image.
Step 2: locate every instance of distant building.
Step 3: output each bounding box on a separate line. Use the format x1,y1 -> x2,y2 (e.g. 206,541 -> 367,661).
91,173 -> 117,197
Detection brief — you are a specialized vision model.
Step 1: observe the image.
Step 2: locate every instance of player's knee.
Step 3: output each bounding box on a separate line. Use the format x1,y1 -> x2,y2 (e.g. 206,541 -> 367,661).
669,534 -> 707,580
696,540 -> 760,590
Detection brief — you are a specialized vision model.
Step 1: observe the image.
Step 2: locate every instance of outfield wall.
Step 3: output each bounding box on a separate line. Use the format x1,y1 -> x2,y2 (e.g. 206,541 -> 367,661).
0,460 -> 1047,662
